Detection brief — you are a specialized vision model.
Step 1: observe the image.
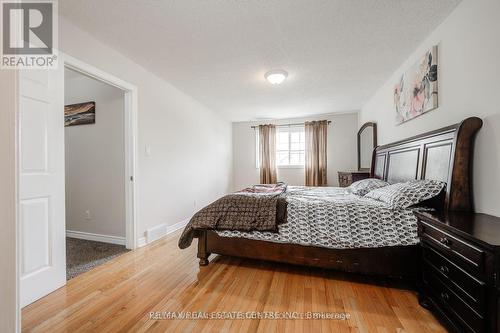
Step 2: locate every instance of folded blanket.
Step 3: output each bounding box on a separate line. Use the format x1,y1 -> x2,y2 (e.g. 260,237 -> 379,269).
178,183 -> 288,249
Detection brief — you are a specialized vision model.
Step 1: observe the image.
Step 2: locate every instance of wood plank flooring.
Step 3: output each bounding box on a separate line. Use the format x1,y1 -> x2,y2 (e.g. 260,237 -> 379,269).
22,231 -> 446,332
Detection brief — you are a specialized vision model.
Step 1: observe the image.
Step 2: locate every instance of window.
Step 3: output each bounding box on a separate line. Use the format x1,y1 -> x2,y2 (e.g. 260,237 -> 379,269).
277,126 -> 305,167
255,125 -> 306,168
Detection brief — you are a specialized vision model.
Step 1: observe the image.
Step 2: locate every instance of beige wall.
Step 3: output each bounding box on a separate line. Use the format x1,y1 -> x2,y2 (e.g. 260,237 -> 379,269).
359,0 -> 500,217
232,113 -> 358,189
59,16 -> 233,240
65,71 -> 126,237
0,71 -> 19,332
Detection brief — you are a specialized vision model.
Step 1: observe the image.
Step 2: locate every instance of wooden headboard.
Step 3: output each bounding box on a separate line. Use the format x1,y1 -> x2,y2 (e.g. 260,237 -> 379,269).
370,117 -> 482,212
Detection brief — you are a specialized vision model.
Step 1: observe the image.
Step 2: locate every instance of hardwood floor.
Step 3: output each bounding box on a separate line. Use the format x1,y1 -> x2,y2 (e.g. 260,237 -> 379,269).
22,231 -> 446,333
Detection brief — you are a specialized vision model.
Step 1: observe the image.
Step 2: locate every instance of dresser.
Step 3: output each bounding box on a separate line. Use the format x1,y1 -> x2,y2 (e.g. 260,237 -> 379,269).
416,211 -> 500,333
337,171 -> 370,187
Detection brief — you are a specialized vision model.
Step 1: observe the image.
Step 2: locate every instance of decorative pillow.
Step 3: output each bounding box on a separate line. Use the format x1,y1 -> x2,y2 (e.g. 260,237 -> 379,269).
364,180 -> 446,209
348,178 -> 390,196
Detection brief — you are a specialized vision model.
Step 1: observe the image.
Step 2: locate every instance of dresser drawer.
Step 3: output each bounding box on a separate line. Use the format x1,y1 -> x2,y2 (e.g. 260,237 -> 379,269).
420,220 -> 484,274
416,211 -> 500,333
423,268 -> 485,333
422,245 -> 486,314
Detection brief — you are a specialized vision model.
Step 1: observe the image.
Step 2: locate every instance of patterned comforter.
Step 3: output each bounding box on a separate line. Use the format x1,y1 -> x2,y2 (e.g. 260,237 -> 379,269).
215,186 -> 420,249
178,183 -> 288,249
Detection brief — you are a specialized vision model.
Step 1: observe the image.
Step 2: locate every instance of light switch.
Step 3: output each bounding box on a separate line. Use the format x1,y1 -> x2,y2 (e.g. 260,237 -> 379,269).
145,145 -> 152,156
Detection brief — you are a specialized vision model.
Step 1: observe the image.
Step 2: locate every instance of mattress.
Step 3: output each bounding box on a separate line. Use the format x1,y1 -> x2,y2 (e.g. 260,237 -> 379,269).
215,186 -> 420,250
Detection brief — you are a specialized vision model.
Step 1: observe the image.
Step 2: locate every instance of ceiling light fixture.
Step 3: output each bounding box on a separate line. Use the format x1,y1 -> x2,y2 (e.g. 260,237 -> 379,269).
265,69 -> 288,85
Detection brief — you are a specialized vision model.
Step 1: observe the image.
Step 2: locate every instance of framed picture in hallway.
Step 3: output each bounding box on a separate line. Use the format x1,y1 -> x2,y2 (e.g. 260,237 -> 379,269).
65,101 -> 96,127
394,45 -> 438,124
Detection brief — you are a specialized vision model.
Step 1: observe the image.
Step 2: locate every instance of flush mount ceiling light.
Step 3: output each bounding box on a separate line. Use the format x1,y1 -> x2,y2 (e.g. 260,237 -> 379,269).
265,69 -> 288,85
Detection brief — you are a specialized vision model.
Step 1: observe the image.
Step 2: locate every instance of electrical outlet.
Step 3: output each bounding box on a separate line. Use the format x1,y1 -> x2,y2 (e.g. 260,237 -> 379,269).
85,210 -> 91,220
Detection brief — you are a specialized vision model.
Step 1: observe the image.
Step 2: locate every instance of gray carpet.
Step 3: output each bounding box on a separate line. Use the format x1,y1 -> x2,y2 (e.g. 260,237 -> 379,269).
66,237 -> 129,280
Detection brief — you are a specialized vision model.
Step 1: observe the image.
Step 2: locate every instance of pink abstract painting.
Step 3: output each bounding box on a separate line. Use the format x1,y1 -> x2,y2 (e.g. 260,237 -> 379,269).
394,46 -> 438,124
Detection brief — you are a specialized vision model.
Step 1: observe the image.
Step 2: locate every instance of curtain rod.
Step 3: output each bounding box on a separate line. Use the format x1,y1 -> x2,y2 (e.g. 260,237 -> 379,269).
251,121 -> 331,129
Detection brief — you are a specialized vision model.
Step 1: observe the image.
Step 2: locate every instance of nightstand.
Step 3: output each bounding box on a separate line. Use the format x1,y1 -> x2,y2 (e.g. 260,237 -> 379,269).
337,171 -> 370,187
415,211 -> 500,333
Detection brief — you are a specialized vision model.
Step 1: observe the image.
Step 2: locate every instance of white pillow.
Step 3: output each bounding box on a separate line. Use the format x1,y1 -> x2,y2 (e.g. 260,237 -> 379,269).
348,178 -> 390,196
364,180 -> 446,209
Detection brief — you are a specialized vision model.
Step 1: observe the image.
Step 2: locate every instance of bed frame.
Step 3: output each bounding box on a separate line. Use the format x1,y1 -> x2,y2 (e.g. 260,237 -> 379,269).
194,117 -> 483,279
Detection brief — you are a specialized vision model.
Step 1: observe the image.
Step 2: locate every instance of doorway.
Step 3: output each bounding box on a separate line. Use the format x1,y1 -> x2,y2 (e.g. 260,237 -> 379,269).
64,54 -> 138,252
64,68 -> 128,279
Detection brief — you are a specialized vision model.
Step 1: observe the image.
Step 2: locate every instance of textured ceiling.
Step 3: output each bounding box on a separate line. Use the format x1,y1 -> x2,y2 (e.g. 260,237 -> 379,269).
60,0 -> 461,121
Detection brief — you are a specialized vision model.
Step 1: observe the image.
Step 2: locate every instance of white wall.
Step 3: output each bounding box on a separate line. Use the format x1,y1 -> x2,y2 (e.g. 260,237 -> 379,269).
359,0 -> 500,217
64,71 -> 126,238
59,16 -> 233,242
233,113 -> 358,189
0,71 -> 19,332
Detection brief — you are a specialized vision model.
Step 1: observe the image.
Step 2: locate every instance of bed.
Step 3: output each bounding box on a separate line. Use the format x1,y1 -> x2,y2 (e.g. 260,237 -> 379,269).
189,117 -> 482,279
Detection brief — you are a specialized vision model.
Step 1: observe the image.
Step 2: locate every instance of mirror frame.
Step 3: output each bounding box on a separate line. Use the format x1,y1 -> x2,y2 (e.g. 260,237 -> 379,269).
357,122 -> 378,171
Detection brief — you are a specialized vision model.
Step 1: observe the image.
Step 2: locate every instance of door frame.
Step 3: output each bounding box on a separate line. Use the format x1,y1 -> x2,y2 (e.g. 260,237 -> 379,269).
63,53 -> 138,250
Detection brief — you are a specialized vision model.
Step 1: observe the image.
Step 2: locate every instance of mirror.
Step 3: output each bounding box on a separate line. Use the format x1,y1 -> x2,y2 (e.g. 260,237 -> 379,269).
358,122 -> 377,171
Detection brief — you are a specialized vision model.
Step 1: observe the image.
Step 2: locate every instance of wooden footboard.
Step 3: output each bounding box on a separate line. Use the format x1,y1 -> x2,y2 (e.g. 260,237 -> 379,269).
195,230 -> 418,280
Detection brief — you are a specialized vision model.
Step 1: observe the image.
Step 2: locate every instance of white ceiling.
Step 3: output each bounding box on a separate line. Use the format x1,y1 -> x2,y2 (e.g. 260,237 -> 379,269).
60,0 -> 460,122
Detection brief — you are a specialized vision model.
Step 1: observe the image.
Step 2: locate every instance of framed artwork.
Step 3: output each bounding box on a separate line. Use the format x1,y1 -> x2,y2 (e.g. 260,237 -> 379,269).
65,101 -> 95,127
394,45 -> 438,124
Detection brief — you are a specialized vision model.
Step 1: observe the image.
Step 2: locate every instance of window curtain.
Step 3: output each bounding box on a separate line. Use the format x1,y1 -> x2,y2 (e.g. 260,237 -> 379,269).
305,120 -> 328,186
259,124 -> 277,184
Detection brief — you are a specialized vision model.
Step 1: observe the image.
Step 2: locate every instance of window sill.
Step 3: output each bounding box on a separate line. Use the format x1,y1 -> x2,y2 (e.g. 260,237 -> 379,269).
255,165 -> 305,170
277,165 -> 305,169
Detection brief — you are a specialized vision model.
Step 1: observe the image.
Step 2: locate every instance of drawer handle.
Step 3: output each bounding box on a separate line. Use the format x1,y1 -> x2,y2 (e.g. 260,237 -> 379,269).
440,292 -> 450,302
439,237 -> 451,246
439,265 -> 449,275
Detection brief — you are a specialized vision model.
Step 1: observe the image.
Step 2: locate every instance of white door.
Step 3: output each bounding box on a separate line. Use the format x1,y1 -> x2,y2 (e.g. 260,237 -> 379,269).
19,66 -> 66,307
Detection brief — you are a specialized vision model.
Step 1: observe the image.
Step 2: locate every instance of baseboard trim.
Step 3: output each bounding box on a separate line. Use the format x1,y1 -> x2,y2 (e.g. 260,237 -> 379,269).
137,236 -> 147,248
137,218 -> 190,248
167,218 -> 190,234
66,230 -> 126,245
